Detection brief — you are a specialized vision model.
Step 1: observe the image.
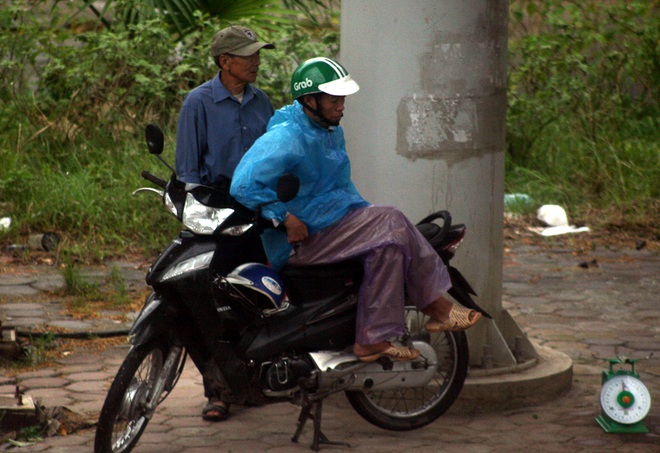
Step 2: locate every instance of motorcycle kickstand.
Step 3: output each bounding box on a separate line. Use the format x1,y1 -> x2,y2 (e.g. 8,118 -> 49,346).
291,386 -> 350,451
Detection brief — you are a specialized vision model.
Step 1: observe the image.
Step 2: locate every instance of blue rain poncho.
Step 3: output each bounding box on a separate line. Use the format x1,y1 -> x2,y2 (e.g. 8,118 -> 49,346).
231,101 -> 452,345
230,101 -> 369,270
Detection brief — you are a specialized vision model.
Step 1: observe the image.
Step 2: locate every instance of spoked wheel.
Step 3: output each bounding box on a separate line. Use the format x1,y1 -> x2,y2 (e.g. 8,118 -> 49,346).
345,306 -> 469,431
95,339 -> 182,453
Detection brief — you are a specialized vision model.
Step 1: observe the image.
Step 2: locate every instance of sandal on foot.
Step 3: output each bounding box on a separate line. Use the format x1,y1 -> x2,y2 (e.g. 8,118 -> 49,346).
202,400 -> 230,422
425,305 -> 482,332
357,343 -> 421,362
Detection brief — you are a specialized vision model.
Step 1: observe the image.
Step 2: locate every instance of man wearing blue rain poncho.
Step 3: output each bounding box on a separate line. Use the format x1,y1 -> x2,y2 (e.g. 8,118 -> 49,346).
231,57 -> 482,361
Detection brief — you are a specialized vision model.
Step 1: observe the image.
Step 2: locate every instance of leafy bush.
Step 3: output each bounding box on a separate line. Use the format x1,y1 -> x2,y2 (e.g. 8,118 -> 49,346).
250,10 -> 340,108
0,1 -> 339,258
507,0 -> 659,218
1,0 -> 657,259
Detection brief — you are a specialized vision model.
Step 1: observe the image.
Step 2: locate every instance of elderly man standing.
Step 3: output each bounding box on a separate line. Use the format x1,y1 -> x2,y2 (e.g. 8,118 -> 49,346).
175,25 -> 275,192
175,25 -> 274,422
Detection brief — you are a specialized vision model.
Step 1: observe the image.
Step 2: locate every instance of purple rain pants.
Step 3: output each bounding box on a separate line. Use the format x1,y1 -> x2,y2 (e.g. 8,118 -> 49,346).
287,205 -> 452,345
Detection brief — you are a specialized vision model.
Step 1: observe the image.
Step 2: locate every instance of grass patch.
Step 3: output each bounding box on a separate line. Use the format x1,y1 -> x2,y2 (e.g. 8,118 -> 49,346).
0,0 -> 657,260
22,332 -> 56,366
50,258 -> 148,319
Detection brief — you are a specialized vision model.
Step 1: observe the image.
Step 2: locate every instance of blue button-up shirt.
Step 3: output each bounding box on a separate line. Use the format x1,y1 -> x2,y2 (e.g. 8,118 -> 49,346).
175,73 -> 274,186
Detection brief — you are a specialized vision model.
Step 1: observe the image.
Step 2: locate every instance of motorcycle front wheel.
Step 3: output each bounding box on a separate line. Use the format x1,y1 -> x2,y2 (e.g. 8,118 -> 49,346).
94,339 -> 180,453
345,306 -> 469,431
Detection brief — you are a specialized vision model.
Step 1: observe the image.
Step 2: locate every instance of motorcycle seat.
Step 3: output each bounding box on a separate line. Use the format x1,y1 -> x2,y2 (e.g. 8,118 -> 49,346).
417,222 -> 441,242
280,259 -> 363,280
279,260 -> 363,305
417,222 -> 465,249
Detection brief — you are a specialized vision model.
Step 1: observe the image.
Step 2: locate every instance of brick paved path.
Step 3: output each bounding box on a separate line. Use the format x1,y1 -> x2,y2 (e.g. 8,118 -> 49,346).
1,243 -> 658,452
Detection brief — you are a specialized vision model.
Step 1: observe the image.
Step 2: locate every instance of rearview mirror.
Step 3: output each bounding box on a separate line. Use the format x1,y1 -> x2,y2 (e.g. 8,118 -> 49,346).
145,124 -> 164,155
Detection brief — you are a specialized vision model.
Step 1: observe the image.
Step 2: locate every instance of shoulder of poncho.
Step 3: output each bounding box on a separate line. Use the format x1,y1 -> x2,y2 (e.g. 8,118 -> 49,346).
266,108 -> 310,140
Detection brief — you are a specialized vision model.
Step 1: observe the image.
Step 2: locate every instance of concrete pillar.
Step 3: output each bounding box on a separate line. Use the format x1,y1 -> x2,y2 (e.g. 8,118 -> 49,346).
340,0 -> 536,368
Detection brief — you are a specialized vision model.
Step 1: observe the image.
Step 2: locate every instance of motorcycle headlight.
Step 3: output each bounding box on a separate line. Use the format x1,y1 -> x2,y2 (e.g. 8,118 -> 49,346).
182,193 -> 234,235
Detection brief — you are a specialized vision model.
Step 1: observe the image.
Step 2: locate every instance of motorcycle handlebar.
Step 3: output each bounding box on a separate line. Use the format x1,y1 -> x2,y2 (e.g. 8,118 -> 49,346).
141,171 -> 167,188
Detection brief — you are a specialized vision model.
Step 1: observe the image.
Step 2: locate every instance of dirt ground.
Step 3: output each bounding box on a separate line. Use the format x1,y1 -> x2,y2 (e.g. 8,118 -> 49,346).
1,210 -> 658,273
503,211 -> 659,253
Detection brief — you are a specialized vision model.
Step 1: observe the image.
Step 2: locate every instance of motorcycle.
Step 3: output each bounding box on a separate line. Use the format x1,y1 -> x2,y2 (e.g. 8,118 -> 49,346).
94,124 -> 491,452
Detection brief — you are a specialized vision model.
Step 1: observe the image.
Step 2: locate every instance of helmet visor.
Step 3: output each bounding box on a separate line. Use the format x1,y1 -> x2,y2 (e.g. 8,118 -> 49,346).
318,75 -> 360,96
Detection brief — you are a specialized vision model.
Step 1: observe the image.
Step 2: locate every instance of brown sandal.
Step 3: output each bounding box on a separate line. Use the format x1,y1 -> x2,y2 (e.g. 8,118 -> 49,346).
357,343 -> 421,362
425,305 -> 482,332
202,399 -> 230,422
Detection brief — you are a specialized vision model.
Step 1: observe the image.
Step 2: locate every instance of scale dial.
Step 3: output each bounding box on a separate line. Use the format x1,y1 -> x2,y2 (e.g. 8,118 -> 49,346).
600,375 -> 652,424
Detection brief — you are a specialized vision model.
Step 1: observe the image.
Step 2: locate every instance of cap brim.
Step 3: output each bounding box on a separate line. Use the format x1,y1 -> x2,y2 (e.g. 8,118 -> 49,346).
230,42 -> 275,57
319,75 -> 360,96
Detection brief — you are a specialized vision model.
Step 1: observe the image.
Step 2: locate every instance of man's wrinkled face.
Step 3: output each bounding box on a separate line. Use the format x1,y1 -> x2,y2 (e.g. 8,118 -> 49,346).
221,51 -> 261,84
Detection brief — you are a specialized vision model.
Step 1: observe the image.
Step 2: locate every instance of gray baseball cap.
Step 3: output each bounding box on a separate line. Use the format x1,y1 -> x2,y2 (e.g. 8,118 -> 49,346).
210,25 -> 274,57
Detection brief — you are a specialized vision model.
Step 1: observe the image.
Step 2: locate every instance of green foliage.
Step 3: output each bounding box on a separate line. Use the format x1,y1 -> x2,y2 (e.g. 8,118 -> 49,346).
108,265 -> 130,307
61,258 -> 101,300
62,0 -> 335,37
0,0 -> 338,258
23,332 -> 56,366
247,12 -> 340,108
1,0 -> 656,259
507,0 -> 659,216
59,260 -> 136,312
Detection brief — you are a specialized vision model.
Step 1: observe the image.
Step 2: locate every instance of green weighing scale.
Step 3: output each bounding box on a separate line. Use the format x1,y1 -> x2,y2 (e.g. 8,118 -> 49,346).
595,355 -> 652,434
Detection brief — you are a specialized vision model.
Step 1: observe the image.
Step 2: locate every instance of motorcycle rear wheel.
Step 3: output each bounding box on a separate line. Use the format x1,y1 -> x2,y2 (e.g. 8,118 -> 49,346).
345,306 -> 469,431
94,339 -> 175,453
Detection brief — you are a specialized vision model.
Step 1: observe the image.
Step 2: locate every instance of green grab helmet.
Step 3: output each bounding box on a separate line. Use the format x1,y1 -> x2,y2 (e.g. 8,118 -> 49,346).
291,57 -> 360,99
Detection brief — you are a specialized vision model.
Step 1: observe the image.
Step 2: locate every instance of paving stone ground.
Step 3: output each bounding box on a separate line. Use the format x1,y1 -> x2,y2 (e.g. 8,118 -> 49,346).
0,242 -> 658,452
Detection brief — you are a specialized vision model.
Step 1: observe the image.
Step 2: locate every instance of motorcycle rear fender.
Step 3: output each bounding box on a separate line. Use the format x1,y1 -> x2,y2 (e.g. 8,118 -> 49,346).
129,292 -> 178,346
447,266 -> 492,319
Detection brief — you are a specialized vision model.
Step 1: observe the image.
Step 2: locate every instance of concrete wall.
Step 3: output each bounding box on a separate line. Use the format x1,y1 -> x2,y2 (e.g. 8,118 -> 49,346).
340,0 -> 509,364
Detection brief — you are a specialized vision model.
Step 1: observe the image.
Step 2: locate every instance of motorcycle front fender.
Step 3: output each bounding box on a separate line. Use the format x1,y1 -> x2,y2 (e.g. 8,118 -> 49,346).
129,292 -> 179,346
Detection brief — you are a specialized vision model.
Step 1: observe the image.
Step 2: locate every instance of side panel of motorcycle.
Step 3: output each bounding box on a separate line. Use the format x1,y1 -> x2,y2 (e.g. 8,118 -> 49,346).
148,233 -> 264,343
215,262 -> 363,362
237,297 -> 358,362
